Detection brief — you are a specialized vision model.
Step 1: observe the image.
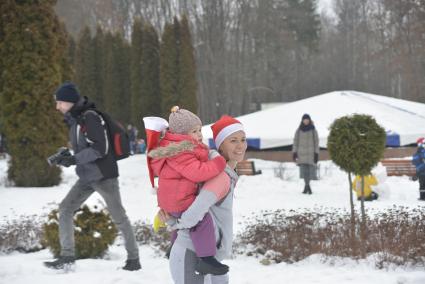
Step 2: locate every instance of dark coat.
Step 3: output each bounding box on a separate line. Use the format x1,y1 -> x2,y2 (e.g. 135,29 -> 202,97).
65,97 -> 118,183
412,147 -> 425,176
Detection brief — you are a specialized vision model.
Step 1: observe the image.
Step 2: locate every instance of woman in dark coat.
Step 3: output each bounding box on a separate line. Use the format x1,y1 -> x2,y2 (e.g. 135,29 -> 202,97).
292,114 -> 319,194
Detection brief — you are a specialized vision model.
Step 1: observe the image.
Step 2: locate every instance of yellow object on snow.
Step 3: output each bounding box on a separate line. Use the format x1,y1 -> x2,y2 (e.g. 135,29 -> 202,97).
153,214 -> 166,233
352,175 -> 378,199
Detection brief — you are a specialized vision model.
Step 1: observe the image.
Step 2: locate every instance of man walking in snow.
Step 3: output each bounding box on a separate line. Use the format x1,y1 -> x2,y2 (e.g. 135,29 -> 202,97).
44,82 -> 140,271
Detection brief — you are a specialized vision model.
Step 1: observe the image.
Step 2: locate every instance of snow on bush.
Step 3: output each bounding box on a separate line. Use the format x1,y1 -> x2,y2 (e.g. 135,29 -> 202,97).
42,205 -> 117,259
133,220 -> 170,256
0,215 -> 44,253
236,206 -> 425,268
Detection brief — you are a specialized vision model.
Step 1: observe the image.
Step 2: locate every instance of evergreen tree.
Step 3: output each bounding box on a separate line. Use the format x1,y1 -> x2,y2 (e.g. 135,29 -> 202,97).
0,3 -> 6,125
139,21 -> 161,138
67,35 -> 76,70
92,26 -> 105,110
327,114 -> 386,257
287,0 -> 320,50
103,32 -> 114,116
103,32 -> 131,125
160,20 -> 180,118
177,14 -> 198,114
120,40 -> 132,124
130,18 -> 144,126
0,0 -> 68,186
75,27 -> 96,101
58,23 -> 75,82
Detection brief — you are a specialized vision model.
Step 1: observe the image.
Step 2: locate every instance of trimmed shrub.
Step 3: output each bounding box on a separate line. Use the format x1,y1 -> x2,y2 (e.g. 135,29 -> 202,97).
0,215 -> 44,253
236,207 -> 425,268
133,220 -> 170,254
327,114 -> 387,257
327,114 -> 386,176
42,205 -> 117,259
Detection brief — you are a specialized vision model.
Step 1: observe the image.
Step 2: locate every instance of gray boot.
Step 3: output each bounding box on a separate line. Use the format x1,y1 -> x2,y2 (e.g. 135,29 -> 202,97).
195,256 -> 229,275
44,256 -> 75,269
123,258 -> 141,271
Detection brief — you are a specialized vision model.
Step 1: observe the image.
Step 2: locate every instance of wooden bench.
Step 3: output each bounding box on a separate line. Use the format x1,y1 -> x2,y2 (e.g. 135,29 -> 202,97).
236,160 -> 262,176
381,159 -> 417,179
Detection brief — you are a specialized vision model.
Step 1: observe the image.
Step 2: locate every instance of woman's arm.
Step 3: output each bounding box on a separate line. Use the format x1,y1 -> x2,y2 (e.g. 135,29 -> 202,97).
314,129 -> 320,153
165,171 -> 231,230
293,129 -> 299,153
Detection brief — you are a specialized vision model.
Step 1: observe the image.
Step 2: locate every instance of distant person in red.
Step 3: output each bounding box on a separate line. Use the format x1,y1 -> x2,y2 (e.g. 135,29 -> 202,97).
292,114 -> 319,194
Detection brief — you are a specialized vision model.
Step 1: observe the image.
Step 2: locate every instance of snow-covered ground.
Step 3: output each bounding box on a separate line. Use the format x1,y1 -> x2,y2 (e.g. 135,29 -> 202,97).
1,154 -> 425,283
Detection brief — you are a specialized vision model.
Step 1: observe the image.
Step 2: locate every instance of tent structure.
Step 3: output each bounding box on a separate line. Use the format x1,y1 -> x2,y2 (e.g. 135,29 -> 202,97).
202,91 -> 425,149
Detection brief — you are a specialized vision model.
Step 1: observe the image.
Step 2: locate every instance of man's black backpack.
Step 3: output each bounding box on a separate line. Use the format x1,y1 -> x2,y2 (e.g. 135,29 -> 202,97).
82,110 -> 131,160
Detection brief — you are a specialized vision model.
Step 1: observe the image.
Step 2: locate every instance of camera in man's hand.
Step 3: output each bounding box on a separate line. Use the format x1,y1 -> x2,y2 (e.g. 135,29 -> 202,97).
47,147 -> 72,166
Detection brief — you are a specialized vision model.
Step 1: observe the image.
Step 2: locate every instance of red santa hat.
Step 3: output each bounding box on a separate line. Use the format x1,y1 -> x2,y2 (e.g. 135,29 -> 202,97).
143,117 -> 169,188
211,115 -> 244,149
417,137 -> 425,147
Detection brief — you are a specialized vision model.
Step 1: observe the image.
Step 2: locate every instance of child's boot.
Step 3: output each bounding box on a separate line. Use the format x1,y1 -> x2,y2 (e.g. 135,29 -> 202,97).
195,256 -> 229,275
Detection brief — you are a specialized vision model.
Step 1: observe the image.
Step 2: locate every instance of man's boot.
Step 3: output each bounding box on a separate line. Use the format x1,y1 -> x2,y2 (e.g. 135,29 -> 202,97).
44,256 -> 75,269
123,258 -> 141,271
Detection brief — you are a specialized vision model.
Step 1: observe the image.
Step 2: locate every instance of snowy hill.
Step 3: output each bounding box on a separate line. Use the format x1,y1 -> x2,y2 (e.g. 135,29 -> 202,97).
1,154 -> 425,283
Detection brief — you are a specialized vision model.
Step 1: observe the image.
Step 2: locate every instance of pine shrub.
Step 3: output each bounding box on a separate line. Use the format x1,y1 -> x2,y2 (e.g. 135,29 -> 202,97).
327,114 -> 386,175
42,205 -> 117,259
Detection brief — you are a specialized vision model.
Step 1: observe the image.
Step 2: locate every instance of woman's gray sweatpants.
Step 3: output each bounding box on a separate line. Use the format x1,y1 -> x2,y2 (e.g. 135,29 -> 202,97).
59,178 -> 139,259
169,242 -> 229,284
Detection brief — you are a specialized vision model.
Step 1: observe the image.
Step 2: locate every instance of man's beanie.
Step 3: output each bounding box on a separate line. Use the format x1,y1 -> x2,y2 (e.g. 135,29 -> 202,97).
168,106 -> 202,135
55,82 -> 80,103
211,115 -> 244,149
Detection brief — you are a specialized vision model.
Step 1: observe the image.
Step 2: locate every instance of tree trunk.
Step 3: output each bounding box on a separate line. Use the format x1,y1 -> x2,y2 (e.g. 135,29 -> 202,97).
360,175 -> 366,258
348,172 -> 356,255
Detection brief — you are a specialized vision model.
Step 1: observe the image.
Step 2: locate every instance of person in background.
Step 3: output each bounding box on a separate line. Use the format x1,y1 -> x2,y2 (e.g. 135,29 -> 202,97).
412,137 -> 425,201
127,124 -> 137,155
137,138 -> 146,154
352,174 -> 379,201
292,114 -> 319,194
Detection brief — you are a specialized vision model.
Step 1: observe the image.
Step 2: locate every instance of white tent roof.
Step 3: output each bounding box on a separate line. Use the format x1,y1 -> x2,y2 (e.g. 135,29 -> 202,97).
202,91 -> 425,149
